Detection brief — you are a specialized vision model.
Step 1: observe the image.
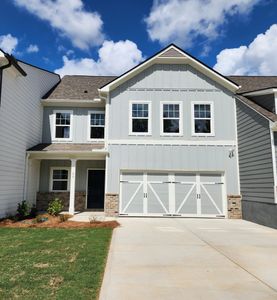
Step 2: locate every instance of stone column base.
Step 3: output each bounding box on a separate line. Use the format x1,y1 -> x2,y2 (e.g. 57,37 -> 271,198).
227,195 -> 242,219
105,193 -> 119,216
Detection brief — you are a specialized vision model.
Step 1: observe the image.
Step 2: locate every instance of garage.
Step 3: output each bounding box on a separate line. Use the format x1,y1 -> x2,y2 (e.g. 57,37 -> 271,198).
119,171 -> 226,217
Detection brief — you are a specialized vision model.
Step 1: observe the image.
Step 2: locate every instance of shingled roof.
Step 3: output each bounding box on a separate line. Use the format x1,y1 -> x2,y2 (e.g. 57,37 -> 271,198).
228,76 -> 277,94
43,75 -> 117,100
27,143 -> 105,152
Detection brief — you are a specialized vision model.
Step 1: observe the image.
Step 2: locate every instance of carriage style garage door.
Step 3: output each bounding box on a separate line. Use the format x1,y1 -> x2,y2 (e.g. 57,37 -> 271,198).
119,172 -> 226,217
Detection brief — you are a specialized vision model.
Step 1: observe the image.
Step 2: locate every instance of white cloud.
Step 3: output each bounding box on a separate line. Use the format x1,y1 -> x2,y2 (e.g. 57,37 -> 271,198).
26,44 -> 39,53
0,34 -> 18,53
145,0 -> 261,48
13,0 -> 104,50
214,24 -> 277,75
55,40 -> 144,76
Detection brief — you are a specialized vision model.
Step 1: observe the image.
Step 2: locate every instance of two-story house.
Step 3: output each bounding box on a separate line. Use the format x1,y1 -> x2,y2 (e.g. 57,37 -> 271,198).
0,48 -> 60,217
25,44 -> 242,219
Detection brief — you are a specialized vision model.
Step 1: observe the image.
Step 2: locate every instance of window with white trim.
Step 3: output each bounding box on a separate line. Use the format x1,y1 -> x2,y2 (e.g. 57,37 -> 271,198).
192,103 -> 213,135
130,102 -> 151,134
54,111 -> 72,140
50,168 -> 69,191
89,112 -> 105,139
161,103 -> 182,135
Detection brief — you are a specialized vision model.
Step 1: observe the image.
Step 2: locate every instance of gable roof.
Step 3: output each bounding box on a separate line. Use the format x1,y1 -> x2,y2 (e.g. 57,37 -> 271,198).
99,44 -> 239,93
43,75 -> 116,100
228,76 -> 277,94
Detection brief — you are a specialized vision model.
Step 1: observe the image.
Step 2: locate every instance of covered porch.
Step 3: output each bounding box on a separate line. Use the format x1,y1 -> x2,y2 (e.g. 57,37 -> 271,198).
25,143 -> 108,215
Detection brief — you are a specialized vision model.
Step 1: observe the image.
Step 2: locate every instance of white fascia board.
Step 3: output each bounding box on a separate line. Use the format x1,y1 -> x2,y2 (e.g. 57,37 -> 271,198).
99,45 -> 239,94
243,88 -> 277,96
42,98 -> 105,107
27,150 -> 109,160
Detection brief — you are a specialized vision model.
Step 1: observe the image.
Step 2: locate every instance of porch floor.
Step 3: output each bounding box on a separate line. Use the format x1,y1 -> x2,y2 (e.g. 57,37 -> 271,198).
67,211 -> 117,222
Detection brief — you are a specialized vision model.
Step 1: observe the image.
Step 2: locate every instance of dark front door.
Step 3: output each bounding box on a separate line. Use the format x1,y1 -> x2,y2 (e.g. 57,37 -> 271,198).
87,170 -> 105,210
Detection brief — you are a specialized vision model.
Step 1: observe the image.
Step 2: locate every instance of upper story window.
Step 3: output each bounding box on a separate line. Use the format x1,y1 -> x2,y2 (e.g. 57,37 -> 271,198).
161,102 -> 183,136
89,111 -> 105,140
129,101 -> 151,135
53,110 -> 73,141
192,102 -> 214,136
50,168 -> 70,192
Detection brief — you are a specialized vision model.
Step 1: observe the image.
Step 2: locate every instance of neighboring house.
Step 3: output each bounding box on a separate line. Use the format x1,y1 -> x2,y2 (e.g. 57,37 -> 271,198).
0,49 -> 60,218
26,44 -> 242,219
227,77 -> 277,228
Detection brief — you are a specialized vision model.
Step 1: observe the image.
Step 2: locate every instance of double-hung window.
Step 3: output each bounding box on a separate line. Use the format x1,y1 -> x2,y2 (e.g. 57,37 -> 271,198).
161,102 -> 183,135
192,102 -> 214,136
89,111 -> 105,139
50,168 -> 70,192
54,110 -> 72,141
130,101 -> 151,135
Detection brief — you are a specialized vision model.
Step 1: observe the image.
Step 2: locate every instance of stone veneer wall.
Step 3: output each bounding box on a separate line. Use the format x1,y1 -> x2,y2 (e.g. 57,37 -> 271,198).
105,193 -> 119,216
37,192 -> 86,212
227,195 -> 242,219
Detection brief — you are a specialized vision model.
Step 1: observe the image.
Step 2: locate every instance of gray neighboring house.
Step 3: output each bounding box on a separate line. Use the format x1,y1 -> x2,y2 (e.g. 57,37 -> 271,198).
228,76 -> 277,228
26,44 -> 242,219
0,49 -> 60,218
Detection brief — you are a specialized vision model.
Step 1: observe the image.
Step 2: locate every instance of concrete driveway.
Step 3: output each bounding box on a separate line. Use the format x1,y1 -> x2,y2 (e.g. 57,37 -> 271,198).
100,218 -> 277,300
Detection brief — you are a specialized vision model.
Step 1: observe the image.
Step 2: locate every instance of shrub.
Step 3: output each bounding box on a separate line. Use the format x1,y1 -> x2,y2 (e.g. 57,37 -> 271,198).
35,215 -> 48,223
59,214 -> 71,222
29,205 -> 38,218
17,201 -> 30,220
47,198 -> 63,216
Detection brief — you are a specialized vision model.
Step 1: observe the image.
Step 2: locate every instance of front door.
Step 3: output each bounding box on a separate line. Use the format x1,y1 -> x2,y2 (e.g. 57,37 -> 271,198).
87,170 -> 105,210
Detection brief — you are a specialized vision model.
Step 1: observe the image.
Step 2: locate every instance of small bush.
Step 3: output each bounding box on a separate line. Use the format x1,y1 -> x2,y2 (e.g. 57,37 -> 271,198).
47,198 -> 63,216
17,201 -> 30,220
35,215 -> 48,223
59,214 -> 71,222
29,205 -> 38,218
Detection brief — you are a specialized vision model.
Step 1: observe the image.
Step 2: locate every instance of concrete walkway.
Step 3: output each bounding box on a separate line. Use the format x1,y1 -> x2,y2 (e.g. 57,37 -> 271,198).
100,218 -> 277,300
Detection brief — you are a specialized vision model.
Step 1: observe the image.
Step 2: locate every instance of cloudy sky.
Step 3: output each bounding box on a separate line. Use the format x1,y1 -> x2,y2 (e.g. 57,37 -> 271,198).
0,0 -> 276,76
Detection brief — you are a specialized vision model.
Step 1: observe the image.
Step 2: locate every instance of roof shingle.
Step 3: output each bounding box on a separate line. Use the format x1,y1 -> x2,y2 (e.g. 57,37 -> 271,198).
28,143 -> 105,152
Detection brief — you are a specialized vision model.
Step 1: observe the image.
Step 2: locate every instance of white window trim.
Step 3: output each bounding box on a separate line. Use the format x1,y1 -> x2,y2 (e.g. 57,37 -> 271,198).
160,101 -> 183,136
191,101 -> 215,136
49,167 -> 70,192
129,101 -> 152,136
53,110 -> 73,142
87,110 -> 105,142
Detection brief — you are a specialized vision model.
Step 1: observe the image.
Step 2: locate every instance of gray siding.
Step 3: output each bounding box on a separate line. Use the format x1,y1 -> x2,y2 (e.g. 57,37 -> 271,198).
236,99 -> 275,203
106,144 -> 239,195
109,64 -> 236,141
249,94 -> 275,113
42,106 -> 105,143
0,62 -> 59,217
39,160 -> 105,192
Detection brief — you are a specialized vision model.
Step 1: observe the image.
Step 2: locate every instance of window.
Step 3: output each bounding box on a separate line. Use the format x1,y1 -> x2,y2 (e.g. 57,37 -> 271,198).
161,102 -> 182,135
50,168 -> 70,191
54,110 -> 72,140
89,111 -> 105,139
192,102 -> 214,135
130,102 -> 151,135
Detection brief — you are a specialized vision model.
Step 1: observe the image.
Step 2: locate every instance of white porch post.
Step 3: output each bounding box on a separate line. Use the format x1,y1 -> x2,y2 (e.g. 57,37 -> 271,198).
69,158 -> 77,215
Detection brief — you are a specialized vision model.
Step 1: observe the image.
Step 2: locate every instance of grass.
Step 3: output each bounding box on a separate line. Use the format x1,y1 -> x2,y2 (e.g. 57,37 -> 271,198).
0,228 -> 113,300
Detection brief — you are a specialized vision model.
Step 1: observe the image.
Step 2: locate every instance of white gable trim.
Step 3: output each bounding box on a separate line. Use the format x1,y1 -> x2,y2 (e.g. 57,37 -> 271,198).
99,45 -> 239,94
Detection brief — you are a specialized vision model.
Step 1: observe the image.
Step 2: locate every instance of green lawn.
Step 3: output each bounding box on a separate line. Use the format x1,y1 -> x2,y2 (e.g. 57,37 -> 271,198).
0,228 -> 113,300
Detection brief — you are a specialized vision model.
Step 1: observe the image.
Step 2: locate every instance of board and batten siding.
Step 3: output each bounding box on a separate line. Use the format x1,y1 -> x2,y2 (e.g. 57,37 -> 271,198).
42,106 -> 105,143
0,62 -> 60,217
236,99 -> 275,204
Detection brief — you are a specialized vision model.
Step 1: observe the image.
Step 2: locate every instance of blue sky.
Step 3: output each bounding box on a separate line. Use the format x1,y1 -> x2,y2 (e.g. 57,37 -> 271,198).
0,0 -> 277,76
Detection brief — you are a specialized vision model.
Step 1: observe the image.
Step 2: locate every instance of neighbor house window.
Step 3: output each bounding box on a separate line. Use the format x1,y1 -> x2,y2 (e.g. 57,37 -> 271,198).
161,102 -> 183,135
50,168 -> 70,192
89,111 -> 105,139
54,110 -> 72,140
192,102 -> 214,135
130,101 -> 151,135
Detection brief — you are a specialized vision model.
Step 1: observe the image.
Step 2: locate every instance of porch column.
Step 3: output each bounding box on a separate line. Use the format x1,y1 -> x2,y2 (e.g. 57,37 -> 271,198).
69,159 -> 77,215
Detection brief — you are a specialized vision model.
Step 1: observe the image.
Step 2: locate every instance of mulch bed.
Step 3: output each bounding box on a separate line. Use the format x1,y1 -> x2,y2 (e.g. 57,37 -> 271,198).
0,214 -> 120,229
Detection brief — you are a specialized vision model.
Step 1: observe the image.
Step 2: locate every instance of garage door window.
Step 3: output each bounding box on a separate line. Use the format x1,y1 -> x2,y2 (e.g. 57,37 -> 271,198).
161,102 -> 183,135
129,101 -> 151,135
192,102 -> 214,136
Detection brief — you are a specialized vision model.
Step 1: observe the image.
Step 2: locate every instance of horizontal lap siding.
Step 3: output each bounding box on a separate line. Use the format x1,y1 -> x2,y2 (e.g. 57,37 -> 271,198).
236,99 -> 275,203
0,63 -> 59,217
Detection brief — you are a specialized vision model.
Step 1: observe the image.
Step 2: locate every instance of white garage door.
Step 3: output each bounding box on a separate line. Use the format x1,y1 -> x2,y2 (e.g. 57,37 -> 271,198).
119,172 -> 226,217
